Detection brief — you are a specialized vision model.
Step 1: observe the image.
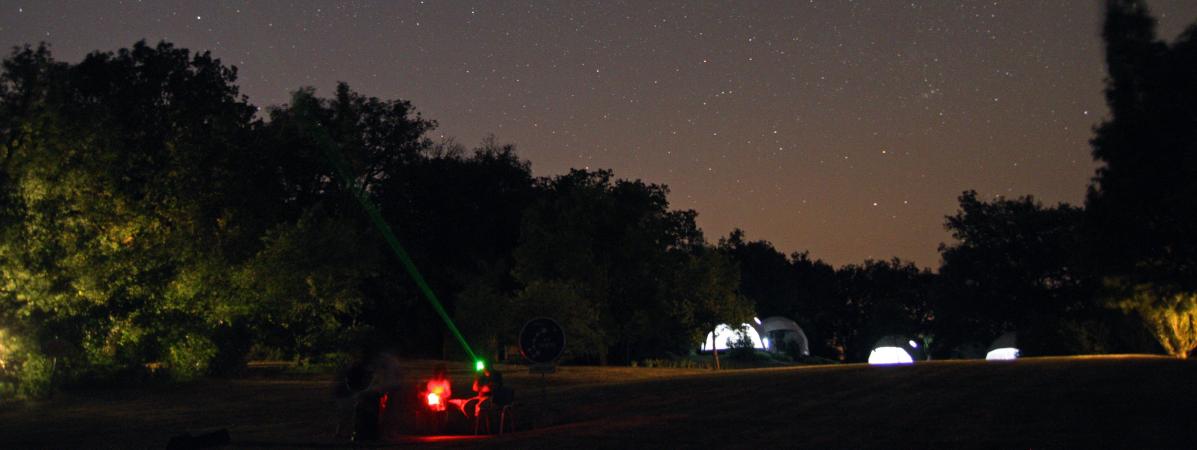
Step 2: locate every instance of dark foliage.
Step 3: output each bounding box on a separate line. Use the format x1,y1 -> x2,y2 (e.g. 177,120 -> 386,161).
1087,0 -> 1197,289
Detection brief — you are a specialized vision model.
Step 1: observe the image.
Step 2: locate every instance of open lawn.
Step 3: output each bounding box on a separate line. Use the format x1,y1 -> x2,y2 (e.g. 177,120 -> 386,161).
1,355 -> 1194,449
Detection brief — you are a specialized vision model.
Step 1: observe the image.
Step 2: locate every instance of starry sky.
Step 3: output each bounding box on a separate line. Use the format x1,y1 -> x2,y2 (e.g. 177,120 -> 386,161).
3,1 -> 1196,268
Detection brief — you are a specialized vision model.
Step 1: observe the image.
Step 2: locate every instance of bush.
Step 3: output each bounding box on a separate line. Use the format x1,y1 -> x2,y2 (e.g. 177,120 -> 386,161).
17,353 -> 55,398
726,328 -> 759,361
166,334 -> 218,380
0,329 -> 57,399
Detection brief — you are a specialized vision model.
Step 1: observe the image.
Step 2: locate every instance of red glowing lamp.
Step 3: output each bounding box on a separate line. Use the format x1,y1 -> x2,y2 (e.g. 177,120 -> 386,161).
427,391 -> 442,407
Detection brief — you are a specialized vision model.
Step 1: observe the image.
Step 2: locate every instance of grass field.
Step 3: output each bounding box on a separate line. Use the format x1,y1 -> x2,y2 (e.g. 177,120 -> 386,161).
1,355 -> 1194,448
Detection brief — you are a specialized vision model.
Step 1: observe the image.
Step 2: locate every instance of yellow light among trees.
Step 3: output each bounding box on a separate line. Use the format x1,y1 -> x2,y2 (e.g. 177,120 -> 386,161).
1117,286 -> 1197,359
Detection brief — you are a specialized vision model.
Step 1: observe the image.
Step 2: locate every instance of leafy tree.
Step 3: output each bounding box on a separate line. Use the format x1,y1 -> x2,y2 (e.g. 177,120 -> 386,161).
836,259 -> 934,362
720,229 -> 840,358
0,41 -> 264,385
513,169 -> 739,364
1111,284 -> 1197,358
237,208 -> 380,361
258,85 -> 407,356
512,170 -> 656,364
512,280 -> 606,362
379,137 -> 534,357
1083,1 -> 1197,358
679,247 -> 753,369
452,261 -> 517,362
934,191 -> 1107,356
1087,0 -> 1197,288
720,230 -> 799,319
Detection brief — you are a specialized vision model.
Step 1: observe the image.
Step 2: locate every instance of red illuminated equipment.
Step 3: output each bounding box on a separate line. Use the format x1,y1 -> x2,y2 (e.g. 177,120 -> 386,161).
424,378 -> 451,412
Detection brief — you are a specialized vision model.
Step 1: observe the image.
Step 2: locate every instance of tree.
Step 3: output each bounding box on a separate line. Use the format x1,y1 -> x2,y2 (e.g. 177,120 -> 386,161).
936,191 -> 1104,356
0,41 -> 266,384
512,169 -> 736,364
665,246 -> 753,369
452,262 -> 517,362
259,84 -> 481,359
720,230 -> 799,319
1083,1 -> 1197,356
837,259 -> 935,362
378,137 -> 534,358
720,229 -> 840,358
1087,0 -> 1197,288
237,208 -> 381,361
1113,284 -> 1197,358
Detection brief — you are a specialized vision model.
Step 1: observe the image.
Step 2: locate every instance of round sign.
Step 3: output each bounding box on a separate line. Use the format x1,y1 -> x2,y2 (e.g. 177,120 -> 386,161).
519,317 -> 566,364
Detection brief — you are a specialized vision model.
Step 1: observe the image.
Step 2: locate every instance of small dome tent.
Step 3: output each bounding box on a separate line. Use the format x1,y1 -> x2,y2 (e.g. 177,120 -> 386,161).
868,335 -> 917,365
701,323 -> 765,352
986,332 -> 1019,360
759,316 -> 810,356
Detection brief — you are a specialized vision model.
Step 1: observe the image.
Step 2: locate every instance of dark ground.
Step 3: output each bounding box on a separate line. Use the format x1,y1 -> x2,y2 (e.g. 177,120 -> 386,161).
0,355 -> 1193,449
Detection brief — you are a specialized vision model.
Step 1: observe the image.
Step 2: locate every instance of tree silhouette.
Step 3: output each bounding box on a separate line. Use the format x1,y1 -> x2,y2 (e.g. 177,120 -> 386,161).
720,230 -> 840,358
1088,0 -> 1197,288
936,191 -> 1103,356
1088,0 -> 1197,357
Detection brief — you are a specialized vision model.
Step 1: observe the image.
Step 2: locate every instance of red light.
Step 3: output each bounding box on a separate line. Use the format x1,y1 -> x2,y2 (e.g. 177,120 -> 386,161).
425,377 -> 450,411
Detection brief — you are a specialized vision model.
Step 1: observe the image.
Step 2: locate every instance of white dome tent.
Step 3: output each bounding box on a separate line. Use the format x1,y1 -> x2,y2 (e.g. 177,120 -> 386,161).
759,316 -> 810,356
986,332 -> 1020,360
701,323 -> 765,352
868,335 -> 917,365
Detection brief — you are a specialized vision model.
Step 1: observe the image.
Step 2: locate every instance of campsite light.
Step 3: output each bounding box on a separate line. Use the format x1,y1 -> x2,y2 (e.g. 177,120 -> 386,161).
986,348 -> 1020,360
908,340 -> 918,348
701,323 -> 766,351
754,317 -> 762,325
868,347 -> 914,365
427,391 -> 442,407
475,360 -> 485,372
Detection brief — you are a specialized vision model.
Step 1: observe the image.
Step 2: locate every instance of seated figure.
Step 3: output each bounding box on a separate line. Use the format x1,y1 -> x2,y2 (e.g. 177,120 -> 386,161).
450,364 -> 504,418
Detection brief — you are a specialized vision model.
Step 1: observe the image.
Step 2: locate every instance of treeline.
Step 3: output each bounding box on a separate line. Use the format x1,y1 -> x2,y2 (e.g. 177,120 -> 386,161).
1,0 -> 1195,398
0,40 -> 755,396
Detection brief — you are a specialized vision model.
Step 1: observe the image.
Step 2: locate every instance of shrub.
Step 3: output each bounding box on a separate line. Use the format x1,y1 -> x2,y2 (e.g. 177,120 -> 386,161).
0,329 -> 57,399
166,334 -> 218,380
17,353 -> 55,398
726,328 -> 759,360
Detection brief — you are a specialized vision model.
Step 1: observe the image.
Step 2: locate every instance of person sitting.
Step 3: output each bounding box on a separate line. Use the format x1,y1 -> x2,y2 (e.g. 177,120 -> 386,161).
450,363 -> 504,418
473,367 -> 502,399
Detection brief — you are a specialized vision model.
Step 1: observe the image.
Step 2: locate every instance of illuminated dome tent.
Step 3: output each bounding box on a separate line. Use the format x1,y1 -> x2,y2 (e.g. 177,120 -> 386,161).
986,332 -> 1020,360
760,316 -> 810,356
701,323 -> 765,351
868,335 -> 917,365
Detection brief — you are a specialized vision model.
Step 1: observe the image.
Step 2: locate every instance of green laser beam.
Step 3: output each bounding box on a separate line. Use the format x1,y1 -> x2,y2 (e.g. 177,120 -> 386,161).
309,123 -> 478,363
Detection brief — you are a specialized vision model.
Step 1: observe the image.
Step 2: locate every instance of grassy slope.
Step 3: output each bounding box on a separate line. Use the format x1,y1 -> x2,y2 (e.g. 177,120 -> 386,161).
1,356 -> 1194,449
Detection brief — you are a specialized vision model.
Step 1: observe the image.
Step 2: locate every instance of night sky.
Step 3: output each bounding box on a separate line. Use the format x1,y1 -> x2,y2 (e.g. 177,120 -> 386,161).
3,1 -> 1196,268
